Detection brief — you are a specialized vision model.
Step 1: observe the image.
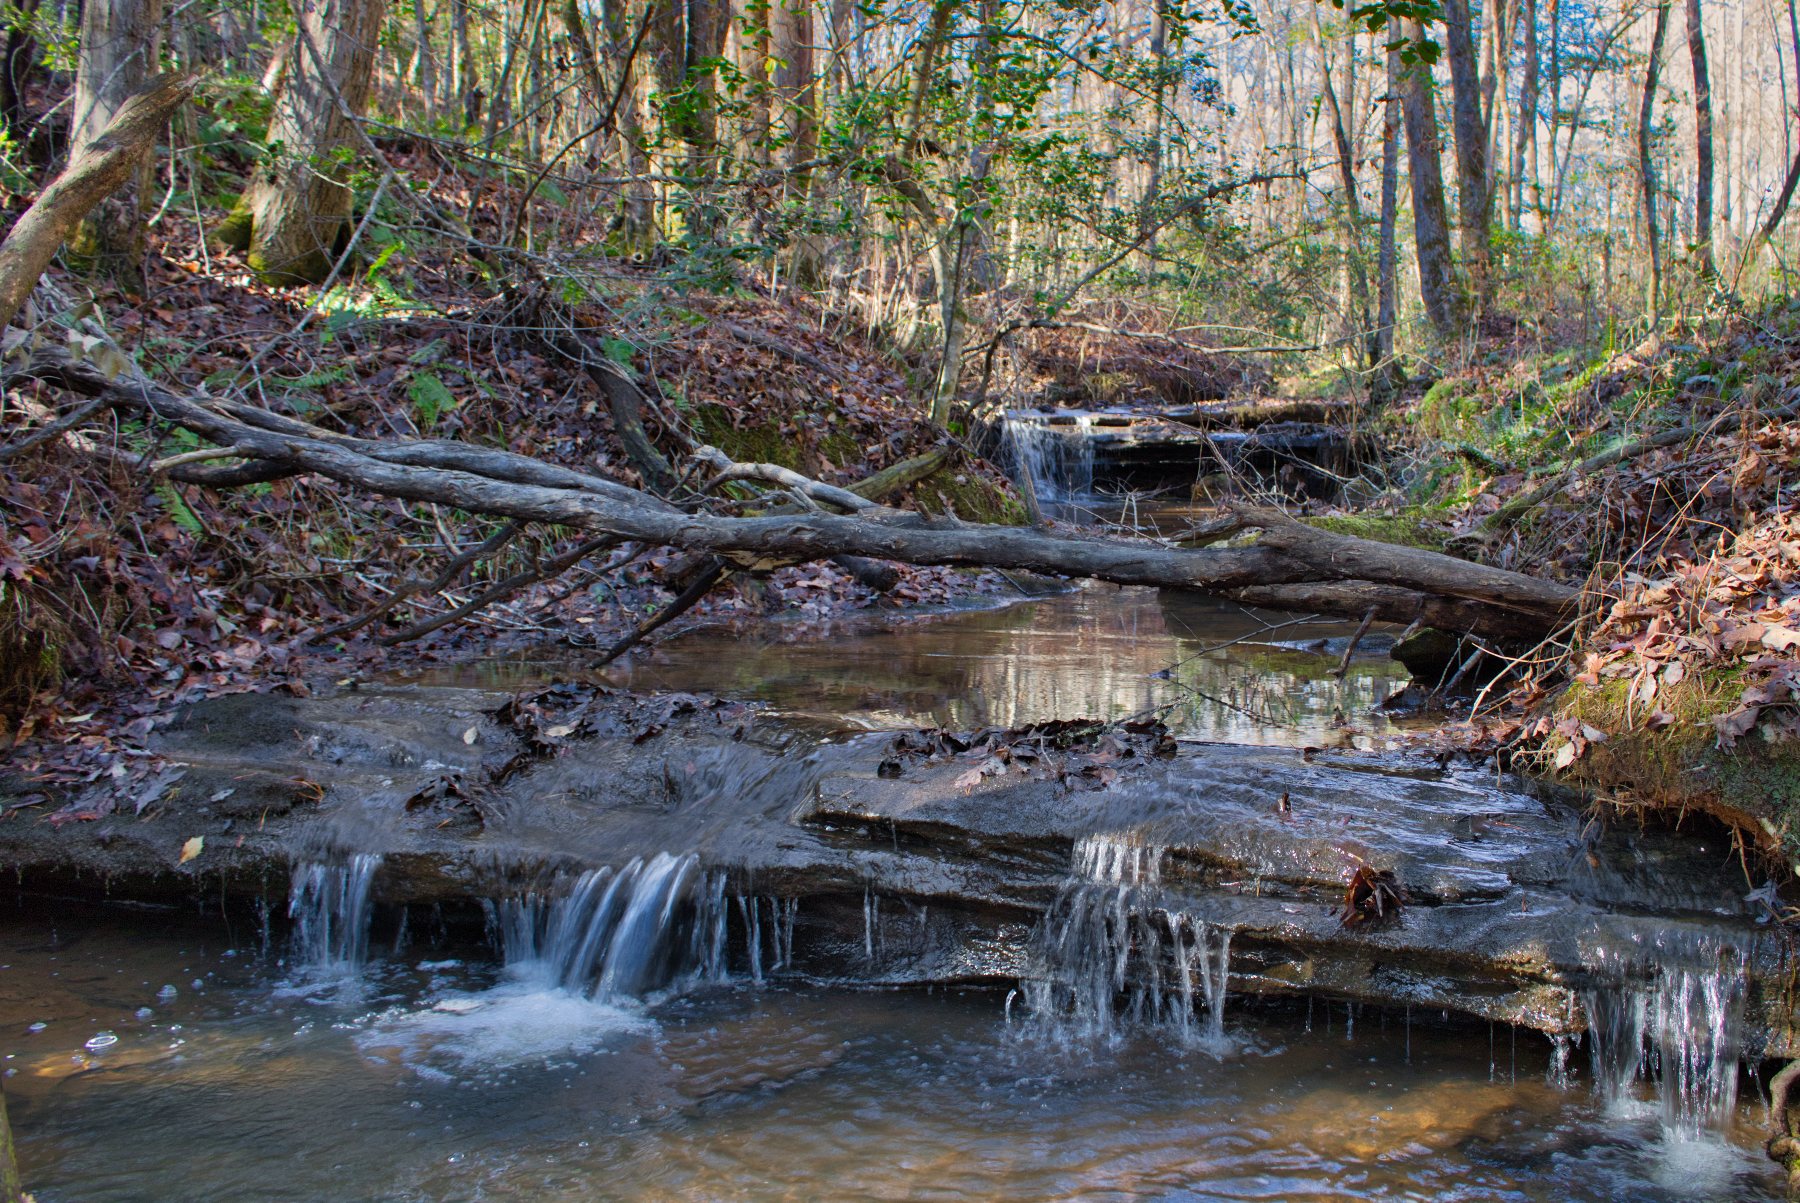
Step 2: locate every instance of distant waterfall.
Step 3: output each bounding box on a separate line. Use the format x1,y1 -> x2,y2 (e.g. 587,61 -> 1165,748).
287,853 -> 383,976
1002,415 -> 1095,508
1583,938 -> 1749,1139
497,853 -> 730,1001
1021,834 -> 1231,1044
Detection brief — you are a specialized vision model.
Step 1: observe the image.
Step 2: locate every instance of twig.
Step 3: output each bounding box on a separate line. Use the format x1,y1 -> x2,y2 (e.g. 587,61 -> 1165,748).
317,520 -> 523,641
379,535 -> 617,645
1335,606 -> 1380,680
148,442 -> 256,474
594,559 -> 726,665
0,393 -> 113,459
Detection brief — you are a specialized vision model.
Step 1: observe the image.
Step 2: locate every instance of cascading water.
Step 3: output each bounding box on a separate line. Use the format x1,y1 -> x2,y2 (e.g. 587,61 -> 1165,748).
286,853 -> 382,976
1002,414 -> 1095,509
499,853 -> 729,1000
1021,834 -> 1231,1044
1583,937 -> 1749,1140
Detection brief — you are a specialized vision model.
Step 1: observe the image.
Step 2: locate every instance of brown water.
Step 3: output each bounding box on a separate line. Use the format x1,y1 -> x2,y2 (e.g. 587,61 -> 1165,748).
0,898 -> 1782,1202
423,583 -> 1417,748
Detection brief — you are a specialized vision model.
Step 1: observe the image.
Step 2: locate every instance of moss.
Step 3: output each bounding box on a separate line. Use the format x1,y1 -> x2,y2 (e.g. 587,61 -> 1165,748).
691,406 -> 1024,524
1304,512 -> 1448,552
1557,672 -> 1800,870
214,195 -> 253,253
913,466 -> 1027,525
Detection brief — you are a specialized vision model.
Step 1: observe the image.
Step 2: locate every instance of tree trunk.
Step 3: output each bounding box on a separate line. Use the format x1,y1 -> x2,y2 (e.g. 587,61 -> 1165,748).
1140,0 -> 1169,263
738,0 -> 772,167
71,0 -> 166,290
1684,0 -> 1715,276
0,0 -> 40,141
1397,18 -> 1461,337
233,0 -> 385,285
1375,27 -> 1401,393
1512,0 -> 1539,229
1640,2 -> 1672,321
600,0 -> 654,248
772,0 -> 816,193
1316,15 -> 1375,372
1441,0 -> 1492,311
0,73 -> 198,332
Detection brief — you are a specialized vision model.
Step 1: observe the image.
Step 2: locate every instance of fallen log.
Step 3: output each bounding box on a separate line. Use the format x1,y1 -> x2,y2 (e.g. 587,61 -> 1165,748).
6,334 -> 1581,644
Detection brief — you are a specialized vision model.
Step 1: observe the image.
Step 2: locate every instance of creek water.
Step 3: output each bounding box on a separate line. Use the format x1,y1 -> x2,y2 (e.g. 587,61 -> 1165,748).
452,584 -> 1418,749
0,896 -> 1782,1202
0,585 -> 1787,1200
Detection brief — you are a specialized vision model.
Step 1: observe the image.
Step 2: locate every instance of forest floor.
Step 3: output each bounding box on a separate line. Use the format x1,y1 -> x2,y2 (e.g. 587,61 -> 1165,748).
2,137 -> 1798,866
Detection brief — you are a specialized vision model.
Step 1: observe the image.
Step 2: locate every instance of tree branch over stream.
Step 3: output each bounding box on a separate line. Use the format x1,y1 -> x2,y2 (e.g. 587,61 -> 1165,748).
6,328 -> 1578,645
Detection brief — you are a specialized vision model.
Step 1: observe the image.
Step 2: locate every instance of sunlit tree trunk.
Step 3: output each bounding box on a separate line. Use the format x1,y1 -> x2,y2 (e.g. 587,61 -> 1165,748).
1684,0 -> 1715,275
1640,1 -> 1673,320
1398,18 -> 1460,336
1441,0 -> 1492,311
225,0 -> 384,285
1512,0 -> 1539,230
1375,26 -> 1401,396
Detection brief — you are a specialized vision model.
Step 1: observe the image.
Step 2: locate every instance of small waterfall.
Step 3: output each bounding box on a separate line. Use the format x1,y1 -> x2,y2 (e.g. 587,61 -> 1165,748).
1022,835 -> 1231,1043
1583,940 -> 1749,1138
500,853 -> 729,1001
1002,415 -> 1095,507
287,853 -> 382,975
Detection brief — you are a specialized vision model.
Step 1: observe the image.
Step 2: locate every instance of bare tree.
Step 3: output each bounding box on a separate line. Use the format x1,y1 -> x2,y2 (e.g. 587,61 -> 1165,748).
1398,18 -> 1461,336
1640,0 -> 1674,319
1685,0 -> 1716,275
1441,0 -> 1492,311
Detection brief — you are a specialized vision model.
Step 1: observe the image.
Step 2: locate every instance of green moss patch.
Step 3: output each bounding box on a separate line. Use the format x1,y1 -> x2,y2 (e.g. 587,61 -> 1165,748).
1557,673 -> 1800,871
1304,512 -> 1448,552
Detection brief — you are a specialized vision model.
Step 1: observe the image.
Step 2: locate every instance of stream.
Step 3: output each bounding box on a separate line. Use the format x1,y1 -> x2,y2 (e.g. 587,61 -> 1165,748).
0,417 -> 1790,1200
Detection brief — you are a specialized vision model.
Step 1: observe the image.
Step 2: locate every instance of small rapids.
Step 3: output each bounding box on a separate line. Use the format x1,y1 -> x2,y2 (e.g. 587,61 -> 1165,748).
1585,936 -> 1751,1141
494,852 -> 727,999
1022,835 -> 1232,1047
285,852 -> 382,977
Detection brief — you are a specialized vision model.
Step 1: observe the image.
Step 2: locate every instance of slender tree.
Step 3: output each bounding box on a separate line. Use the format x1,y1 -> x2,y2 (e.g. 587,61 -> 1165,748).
1441,0 -> 1492,310
1640,0 -> 1674,319
1684,0 -> 1716,275
1397,18 -> 1461,336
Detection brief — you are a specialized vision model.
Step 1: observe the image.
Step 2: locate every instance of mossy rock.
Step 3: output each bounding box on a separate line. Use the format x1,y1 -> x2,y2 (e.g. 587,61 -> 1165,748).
690,405 -> 857,475
1304,512 -> 1448,552
214,195 -> 253,253
912,465 -> 1027,526
1557,673 -> 1800,871
690,405 -> 1024,524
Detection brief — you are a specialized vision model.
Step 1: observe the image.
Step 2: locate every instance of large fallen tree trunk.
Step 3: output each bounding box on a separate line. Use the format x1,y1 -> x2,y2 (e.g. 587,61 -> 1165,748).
5,332 -> 1579,644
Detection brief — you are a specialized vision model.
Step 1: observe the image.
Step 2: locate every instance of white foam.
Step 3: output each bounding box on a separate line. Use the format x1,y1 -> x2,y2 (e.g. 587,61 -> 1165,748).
359,982 -> 652,1073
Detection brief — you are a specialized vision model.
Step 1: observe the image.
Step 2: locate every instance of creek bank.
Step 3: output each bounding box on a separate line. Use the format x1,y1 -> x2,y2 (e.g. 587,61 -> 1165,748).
0,682 -> 1788,1059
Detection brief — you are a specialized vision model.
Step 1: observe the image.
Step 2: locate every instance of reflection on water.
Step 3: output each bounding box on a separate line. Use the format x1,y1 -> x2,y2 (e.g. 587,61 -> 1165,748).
583,585 -> 1413,747
0,901 -> 1781,1202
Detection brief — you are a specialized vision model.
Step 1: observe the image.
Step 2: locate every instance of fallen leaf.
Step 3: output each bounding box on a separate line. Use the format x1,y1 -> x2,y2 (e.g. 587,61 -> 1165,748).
178,836 -> 204,865
463,726 -> 478,744
1763,625 -> 1800,651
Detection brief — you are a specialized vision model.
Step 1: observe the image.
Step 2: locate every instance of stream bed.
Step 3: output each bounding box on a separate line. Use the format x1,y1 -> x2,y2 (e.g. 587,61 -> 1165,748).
0,897 -> 1782,1202
0,585 -> 1789,1200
